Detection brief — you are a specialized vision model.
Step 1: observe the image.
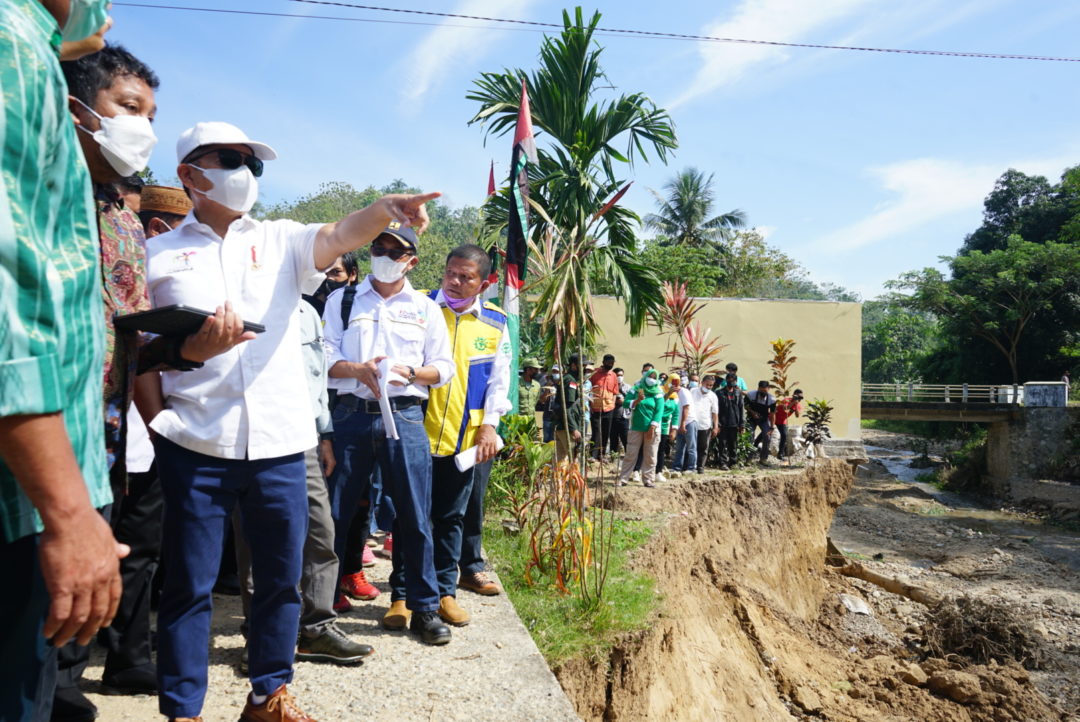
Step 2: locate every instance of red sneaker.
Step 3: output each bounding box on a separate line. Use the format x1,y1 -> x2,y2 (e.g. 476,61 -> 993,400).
340,571 -> 380,600
333,593 -> 353,614
361,545 -> 376,567
383,534 -> 393,553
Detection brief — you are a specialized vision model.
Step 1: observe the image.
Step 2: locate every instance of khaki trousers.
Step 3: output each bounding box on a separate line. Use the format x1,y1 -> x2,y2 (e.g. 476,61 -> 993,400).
620,429 -> 660,484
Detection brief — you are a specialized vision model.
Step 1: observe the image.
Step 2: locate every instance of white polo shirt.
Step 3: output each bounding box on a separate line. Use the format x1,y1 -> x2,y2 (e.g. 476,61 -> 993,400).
692,386 -> 718,428
146,212 -> 324,460
323,276 -> 454,400
676,386 -> 697,427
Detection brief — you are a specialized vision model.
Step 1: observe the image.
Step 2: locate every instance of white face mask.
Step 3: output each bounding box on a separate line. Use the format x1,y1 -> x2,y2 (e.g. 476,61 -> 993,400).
189,165 -> 258,213
370,255 -> 410,283
75,98 -> 157,177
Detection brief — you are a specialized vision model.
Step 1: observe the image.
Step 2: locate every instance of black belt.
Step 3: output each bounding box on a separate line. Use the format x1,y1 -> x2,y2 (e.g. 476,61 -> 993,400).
364,396 -> 420,414
336,394 -> 421,414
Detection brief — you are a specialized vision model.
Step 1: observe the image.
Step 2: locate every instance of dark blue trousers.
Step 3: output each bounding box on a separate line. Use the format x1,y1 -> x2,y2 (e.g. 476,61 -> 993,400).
328,399 -> 438,612
423,456 -> 474,599
459,458 -> 492,576
0,533 -> 56,722
155,438 -> 307,718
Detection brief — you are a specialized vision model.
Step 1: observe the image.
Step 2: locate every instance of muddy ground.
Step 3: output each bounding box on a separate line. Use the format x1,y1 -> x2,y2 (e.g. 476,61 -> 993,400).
556,435 -> 1080,721
833,429 -> 1080,716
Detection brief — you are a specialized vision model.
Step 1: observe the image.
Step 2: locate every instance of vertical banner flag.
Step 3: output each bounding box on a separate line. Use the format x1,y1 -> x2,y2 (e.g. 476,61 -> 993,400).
482,160 -> 500,302
504,78 -> 537,414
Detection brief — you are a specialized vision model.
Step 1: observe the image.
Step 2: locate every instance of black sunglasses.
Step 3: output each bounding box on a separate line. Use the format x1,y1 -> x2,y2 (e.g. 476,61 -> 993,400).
370,244 -> 414,261
189,148 -> 263,177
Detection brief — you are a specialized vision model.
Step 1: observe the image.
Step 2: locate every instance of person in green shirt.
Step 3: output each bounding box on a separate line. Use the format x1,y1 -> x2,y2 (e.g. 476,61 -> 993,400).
0,1 -> 127,720
517,357 -> 542,421
655,380 -> 681,483
617,369 -> 665,488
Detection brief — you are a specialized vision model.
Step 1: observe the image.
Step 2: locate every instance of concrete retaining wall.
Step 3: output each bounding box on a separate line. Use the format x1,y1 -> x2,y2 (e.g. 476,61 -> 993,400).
986,406 -> 1080,509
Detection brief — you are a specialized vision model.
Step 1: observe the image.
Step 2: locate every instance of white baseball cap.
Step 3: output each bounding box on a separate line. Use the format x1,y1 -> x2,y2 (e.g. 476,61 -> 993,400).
176,121 -> 278,164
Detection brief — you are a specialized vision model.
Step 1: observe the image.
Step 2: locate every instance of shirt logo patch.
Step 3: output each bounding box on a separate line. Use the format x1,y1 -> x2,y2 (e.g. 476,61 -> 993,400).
473,336 -> 495,352
168,251 -> 197,273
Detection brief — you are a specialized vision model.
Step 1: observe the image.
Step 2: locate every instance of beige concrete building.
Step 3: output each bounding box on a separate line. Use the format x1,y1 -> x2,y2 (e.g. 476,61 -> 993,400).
587,296 -> 863,439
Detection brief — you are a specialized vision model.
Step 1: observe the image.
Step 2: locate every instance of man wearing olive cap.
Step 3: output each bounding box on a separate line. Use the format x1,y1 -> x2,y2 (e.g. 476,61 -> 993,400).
518,358 -> 543,420
144,120 -> 439,722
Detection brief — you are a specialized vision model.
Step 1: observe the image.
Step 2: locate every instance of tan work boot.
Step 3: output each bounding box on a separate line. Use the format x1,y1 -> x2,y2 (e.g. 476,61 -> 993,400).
240,684 -> 316,722
437,595 -> 471,626
458,570 -> 501,596
382,599 -> 411,630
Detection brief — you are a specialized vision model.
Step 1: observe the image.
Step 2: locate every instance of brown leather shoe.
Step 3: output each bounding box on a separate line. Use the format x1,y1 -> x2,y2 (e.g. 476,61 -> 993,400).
437,595 -> 470,626
240,685 -> 317,722
458,570 -> 501,596
382,599 -> 411,630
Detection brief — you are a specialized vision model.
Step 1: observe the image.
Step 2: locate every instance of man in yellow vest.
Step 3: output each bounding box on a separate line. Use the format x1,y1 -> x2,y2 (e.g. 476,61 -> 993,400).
419,244 -> 511,625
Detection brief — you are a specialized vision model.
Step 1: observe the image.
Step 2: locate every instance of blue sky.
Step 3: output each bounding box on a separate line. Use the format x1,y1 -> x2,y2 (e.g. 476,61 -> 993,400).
111,0 -> 1080,299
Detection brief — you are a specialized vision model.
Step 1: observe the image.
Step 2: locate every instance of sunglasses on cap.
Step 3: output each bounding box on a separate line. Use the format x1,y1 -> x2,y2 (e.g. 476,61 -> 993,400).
370,244 -> 414,261
187,148 -> 264,178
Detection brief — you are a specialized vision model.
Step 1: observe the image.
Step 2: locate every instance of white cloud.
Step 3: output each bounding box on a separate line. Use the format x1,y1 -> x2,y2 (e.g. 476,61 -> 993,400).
811,152 -> 1080,254
398,0 -> 538,107
667,0 -> 872,109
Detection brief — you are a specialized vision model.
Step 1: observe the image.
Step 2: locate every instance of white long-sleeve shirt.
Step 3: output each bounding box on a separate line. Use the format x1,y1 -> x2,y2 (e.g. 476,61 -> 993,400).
322,276 -> 454,400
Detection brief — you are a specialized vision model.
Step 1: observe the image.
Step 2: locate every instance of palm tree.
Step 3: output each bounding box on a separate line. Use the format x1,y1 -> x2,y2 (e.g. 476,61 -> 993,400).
467,8 -> 677,353
644,167 -> 746,248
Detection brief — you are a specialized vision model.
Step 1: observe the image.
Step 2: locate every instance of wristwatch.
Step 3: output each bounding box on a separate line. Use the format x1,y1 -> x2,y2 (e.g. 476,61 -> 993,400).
406,366 -> 416,384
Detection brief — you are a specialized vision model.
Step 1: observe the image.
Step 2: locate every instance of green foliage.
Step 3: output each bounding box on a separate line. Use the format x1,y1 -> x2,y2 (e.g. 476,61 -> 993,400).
468,8 -> 676,350
894,236 -> 1080,384
481,510 -> 657,663
939,428 -> 989,492
861,296 -> 939,383
803,399 -> 834,446
643,167 -> 745,248
255,180 -> 488,292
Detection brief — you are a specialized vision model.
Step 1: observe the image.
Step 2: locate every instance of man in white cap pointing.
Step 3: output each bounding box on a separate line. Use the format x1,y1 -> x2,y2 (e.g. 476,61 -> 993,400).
144,121 -> 439,722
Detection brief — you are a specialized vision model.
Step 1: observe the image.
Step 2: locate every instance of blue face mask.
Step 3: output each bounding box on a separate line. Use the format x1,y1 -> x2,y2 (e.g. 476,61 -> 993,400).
62,0 -> 110,42
688,381 -> 699,389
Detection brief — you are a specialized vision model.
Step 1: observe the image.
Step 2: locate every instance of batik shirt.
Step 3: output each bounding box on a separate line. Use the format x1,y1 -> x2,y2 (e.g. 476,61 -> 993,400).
97,184 -> 150,471
0,0 -> 109,542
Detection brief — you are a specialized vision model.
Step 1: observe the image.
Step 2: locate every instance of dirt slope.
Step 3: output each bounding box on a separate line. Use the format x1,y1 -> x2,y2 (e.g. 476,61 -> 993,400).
554,460 -> 1069,721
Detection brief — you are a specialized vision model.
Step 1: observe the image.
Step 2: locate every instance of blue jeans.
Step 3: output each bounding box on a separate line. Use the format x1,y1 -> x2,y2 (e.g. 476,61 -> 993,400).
328,398 -> 438,612
671,420 -> 698,471
419,456 -> 474,599
460,458 -> 492,575
0,533 -> 57,722
155,438 -> 307,718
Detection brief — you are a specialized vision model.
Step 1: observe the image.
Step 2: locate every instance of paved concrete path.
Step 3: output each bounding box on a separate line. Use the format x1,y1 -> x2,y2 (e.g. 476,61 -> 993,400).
83,549 -> 581,721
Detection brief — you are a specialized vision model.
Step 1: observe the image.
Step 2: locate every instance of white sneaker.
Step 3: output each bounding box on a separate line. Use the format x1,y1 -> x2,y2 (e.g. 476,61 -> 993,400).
655,473 -> 667,483
631,470 -> 642,483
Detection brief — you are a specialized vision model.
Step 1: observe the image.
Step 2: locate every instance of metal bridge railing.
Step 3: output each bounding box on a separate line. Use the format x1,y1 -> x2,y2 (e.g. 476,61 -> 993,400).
861,383 -> 1022,404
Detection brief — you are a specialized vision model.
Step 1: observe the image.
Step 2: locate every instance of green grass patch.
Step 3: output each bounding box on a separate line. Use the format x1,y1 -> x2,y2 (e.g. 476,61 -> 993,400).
481,513 -> 660,664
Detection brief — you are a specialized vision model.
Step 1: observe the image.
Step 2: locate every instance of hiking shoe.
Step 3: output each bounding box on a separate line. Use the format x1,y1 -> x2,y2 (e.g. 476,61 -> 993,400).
410,611 -> 452,645
340,571 -> 380,600
382,600 -> 411,630
296,625 -> 374,665
333,593 -> 353,614
630,470 -> 641,483
240,684 -> 316,722
458,570 -> 501,596
437,596 -> 470,626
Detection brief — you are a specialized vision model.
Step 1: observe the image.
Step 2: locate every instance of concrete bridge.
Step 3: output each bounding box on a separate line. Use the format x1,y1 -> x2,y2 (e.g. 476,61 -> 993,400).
860,382 -> 1076,510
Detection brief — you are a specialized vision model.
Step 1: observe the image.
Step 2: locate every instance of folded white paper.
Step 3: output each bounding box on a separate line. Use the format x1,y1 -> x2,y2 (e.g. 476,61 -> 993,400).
376,357 -> 400,440
454,436 -> 505,472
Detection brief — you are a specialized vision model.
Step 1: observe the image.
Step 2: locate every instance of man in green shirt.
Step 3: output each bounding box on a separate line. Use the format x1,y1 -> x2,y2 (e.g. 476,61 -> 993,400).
0,1 -> 127,720
517,357 -> 542,420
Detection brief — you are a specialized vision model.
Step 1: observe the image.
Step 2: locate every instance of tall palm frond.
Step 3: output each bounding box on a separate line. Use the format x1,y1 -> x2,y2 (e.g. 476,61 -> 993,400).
643,167 -> 745,248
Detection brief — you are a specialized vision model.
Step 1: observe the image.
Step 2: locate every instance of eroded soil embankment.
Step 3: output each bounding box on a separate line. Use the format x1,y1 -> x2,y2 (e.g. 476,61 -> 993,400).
554,460 -> 1063,721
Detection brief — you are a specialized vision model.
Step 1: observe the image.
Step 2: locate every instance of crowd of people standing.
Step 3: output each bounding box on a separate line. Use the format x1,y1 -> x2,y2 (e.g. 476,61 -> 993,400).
520,357 -> 806,484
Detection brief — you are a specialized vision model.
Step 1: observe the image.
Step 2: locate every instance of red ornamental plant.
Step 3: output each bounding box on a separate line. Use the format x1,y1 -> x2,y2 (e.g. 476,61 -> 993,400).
662,321 -> 728,378
768,338 -> 799,397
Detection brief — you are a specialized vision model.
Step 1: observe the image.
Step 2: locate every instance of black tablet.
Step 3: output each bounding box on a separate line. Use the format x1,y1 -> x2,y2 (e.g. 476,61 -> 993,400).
113,305 -> 266,335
